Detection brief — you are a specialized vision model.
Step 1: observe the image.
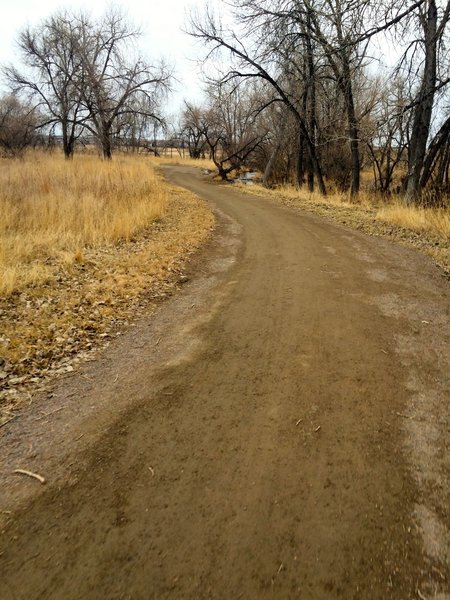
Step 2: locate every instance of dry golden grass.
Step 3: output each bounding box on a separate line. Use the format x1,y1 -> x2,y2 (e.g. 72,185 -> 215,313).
248,182 -> 355,208
151,154 -> 216,171
0,152 -> 166,296
0,152 -> 215,419
376,203 -> 450,239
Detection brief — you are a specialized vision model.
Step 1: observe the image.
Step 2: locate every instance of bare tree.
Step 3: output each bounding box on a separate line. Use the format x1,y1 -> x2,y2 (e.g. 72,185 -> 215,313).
74,9 -> 171,159
4,8 -> 172,160
188,0 -> 429,197
365,77 -> 410,193
419,111 -> 450,195
188,5 -> 328,194
234,0 -> 388,196
198,82 -> 269,180
261,106 -> 289,187
4,12 -> 86,159
303,0 -> 373,196
182,102 -> 208,159
403,0 -> 450,199
0,95 -> 39,156
116,95 -> 163,152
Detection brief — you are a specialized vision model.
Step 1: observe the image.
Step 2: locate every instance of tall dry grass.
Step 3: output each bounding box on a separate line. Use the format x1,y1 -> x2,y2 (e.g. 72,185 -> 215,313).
0,152 -> 166,295
151,154 -> 216,171
376,203 -> 450,239
248,182 -> 356,208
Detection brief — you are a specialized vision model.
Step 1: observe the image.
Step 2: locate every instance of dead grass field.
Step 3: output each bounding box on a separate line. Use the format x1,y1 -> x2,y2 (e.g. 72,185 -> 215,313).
0,152 -> 214,422
376,203 -> 450,239
0,152 -> 169,296
152,154 -> 216,171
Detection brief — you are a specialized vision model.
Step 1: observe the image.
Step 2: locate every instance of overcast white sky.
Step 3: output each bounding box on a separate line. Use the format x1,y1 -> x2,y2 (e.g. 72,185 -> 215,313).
0,0 -> 404,119
0,0 -> 207,114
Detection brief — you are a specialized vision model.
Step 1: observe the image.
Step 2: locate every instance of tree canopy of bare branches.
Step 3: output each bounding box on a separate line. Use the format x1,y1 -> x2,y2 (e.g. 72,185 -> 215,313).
4,8 -> 172,159
188,0 -> 450,202
0,95 -> 39,157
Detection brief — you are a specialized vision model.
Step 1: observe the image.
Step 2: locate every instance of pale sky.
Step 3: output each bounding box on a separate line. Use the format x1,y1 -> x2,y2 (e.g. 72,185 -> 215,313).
0,0 -> 405,118
0,0 -> 207,114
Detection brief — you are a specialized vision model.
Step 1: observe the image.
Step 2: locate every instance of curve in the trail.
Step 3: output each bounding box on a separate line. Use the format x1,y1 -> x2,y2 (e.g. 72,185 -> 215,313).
0,166 -> 449,600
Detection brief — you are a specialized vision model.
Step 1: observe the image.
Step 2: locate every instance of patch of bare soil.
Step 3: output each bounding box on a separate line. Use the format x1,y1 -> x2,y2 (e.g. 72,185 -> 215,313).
236,183 -> 450,277
0,182 -> 214,424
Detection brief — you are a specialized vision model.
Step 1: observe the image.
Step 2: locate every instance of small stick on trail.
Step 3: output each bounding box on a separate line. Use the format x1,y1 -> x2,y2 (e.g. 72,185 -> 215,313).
13,469 -> 46,484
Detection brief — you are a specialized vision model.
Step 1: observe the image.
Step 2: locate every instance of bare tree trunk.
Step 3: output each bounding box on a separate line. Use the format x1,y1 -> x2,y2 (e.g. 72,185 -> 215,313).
62,123 -> 74,159
341,59 -> 360,198
307,142 -> 326,195
297,95 -> 326,194
263,138 -> 281,187
296,96 -> 307,188
306,10 -> 315,193
348,101 -> 361,197
445,146 -> 450,190
406,0 -> 438,201
436,143 -> 450,191
263,123 -> 285,187
102,130 -> 113,159
419,114 -> 450,190
296,129 -> 305,189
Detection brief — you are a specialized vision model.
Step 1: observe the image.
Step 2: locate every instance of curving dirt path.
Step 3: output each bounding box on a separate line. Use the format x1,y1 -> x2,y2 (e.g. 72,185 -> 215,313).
0,166 -> 449,599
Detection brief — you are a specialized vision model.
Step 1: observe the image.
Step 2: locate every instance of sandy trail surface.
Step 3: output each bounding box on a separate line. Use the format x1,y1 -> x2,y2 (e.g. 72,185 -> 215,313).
0,167 -> 449,599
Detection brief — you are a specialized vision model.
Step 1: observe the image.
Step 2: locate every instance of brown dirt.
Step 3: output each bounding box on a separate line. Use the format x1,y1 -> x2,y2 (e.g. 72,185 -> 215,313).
235,181 -> 450,277
0,166 -> 449,599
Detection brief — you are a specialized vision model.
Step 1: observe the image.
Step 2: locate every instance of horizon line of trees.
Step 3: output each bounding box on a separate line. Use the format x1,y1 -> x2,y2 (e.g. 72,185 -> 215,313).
1,1 -> 450,206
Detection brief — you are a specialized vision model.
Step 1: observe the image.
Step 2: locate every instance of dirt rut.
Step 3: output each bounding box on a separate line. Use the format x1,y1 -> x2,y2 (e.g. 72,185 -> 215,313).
0,167 -> 449,599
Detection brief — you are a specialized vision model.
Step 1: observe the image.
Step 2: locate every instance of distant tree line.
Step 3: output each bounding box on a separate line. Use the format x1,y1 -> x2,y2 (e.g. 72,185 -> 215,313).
184,0 -> 450,204
0,8 -> 171,159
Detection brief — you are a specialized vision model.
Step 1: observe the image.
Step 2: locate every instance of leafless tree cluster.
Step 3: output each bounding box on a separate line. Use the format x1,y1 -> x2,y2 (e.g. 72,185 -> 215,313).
2,8 -> 171,159
0,95 -> 40,157
188,0 -> 450,203
181,81 -> 269,179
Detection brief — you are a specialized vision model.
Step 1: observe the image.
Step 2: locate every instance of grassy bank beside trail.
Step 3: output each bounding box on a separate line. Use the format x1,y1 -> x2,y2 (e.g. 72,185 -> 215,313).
236,182 -> 450,276
0,153 -> 214,422
0,153 -> 168,296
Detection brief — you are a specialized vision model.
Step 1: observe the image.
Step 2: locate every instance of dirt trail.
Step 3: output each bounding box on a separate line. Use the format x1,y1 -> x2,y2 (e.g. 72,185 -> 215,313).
0,167 -> 449,599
